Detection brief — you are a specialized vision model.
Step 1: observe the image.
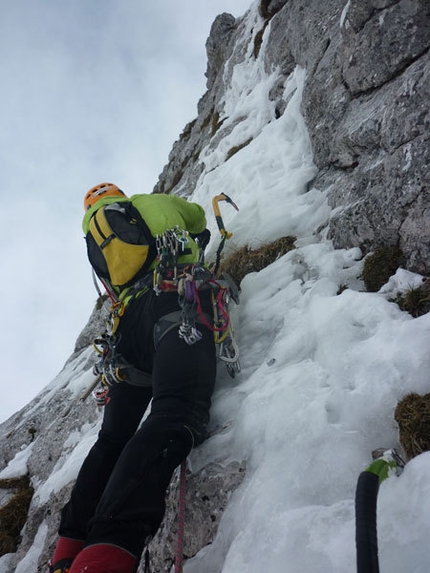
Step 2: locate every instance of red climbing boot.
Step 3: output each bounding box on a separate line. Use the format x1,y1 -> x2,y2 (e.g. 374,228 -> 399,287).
49,537 -> 84,572
69,543 -> 137,573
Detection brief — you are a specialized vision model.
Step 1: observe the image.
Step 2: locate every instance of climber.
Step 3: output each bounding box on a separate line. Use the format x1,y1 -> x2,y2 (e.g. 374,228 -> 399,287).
49,183 -> 217,573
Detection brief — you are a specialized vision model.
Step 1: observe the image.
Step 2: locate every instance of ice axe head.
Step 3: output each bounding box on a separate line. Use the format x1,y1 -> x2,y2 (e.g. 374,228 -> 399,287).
212,193 -> 239,239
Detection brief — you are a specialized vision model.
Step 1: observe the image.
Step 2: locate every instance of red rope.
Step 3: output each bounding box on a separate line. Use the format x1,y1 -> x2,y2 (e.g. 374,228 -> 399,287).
174,459 -> 187,573
195,282 -> 230,333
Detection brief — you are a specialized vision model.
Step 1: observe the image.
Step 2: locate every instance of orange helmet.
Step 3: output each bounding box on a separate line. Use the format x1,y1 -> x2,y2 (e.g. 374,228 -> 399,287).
84,182 -> 126,211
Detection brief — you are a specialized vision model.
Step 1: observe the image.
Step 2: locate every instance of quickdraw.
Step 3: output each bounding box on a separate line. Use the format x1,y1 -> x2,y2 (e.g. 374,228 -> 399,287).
211,279 -> 240,377
176,271 -> 241,377
153,227 -> 192,293
177,272 -> 203,346
93,334 -> 137,386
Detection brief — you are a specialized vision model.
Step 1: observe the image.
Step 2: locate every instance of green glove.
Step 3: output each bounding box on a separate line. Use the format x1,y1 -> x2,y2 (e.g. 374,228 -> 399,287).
365,449 -> 405,484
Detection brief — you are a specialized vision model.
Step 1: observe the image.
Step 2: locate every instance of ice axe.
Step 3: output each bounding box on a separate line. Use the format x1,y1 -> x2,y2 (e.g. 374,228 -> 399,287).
212,193 -> 239,240
211,193 -> 239,276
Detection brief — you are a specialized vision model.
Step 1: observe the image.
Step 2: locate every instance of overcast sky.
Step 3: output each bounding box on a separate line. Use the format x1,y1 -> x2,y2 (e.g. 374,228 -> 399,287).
0,0 -> 252,423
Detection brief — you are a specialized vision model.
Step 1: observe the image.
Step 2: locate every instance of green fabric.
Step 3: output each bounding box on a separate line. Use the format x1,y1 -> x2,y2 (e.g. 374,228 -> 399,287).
82,193 -> 206,235
130,193 -> 206,235
130,194 -> 206,267
365,458 -> 397,484
82,193 -> 207,302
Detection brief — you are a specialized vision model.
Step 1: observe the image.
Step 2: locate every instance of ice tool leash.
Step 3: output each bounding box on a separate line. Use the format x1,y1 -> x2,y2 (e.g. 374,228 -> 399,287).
210,193 -> 241,376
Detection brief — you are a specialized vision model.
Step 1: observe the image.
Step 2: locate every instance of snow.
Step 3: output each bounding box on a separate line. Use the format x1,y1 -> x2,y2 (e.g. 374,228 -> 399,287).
34,420 -> 100,506
0,443 -> 34,479
380,267 -> 427,298
10,3 -> 430,572
14,346 -> 96,432
340,1 -> 351,28
194,66 -> 324,255
14,521 -> 48,573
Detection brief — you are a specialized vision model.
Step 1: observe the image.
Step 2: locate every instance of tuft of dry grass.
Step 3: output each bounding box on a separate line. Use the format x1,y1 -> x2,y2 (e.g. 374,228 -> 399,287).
259,0 -> 271,19
253,27 -> 266,58
226,138 -> 253,161
396,279 -> 430,317
217,236 -> 296,285
0,475 -> 34,557
395,393 -> 430,460
362,246 -> 403,292
211,110 -> 226,137
179,119 -> 197,141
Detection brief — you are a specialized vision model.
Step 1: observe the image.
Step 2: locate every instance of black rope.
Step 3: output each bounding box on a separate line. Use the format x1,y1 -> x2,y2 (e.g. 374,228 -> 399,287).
355,471 -> 380,573
213,235 -> 227,277
143,548 -> 151,573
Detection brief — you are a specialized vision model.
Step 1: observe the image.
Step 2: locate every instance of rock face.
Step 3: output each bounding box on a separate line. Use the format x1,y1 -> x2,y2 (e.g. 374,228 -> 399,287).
155,0 -> 429,274
300,0 -> 430,274
147,461 -> 245,572
0,1 -> 428,571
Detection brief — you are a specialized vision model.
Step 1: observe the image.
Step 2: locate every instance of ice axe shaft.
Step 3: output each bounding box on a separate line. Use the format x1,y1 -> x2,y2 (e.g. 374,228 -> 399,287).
80,374 -> 102,402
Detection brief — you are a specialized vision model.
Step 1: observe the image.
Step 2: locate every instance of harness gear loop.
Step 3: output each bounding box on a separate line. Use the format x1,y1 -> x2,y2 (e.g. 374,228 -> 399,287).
90,332 -> 153,399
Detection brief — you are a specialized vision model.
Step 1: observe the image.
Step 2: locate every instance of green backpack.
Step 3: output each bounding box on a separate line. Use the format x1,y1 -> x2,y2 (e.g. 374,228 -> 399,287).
86,201 -> 157,289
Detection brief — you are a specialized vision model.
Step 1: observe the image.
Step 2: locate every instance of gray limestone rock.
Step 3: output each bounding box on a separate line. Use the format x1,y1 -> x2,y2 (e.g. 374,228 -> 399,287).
73,296 -> 110,353
142,460 -> 246,572
205,14 -> 237,90
342,0 -> 430,94
1,1 -> 430,570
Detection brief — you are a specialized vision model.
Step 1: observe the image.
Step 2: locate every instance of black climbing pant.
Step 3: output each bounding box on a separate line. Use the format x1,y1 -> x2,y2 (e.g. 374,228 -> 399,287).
59,290 -> 217,559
